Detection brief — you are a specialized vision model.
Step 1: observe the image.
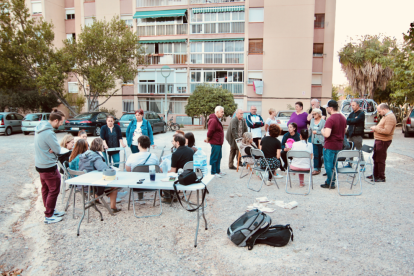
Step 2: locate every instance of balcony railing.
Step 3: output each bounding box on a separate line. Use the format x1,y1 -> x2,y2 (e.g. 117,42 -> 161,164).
137,0 -> 188,7
190,83 -> 243,94
190,22 -> 244,34
190,53 -> 244,64
144,54 -> 188,65
137,24 -> 187,36
190,0 -> 245,3
138,83 -> 188,94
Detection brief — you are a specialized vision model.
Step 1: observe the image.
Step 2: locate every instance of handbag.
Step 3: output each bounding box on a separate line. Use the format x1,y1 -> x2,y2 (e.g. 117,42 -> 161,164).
173,168 -> 206,212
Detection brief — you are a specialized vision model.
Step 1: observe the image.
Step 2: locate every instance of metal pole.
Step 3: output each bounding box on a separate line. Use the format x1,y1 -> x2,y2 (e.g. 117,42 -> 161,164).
164,77 -> 168,121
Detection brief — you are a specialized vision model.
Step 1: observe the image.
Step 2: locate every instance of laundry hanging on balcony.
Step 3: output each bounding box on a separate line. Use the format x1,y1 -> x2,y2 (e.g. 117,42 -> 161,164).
253,81 -> 263,95
139,39 -> 187,44
192,6 -> 245,14
133,9 -> 187,19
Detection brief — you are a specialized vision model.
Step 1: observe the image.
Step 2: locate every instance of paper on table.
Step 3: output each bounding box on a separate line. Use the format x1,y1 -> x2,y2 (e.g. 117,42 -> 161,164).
92,179 -> 114,186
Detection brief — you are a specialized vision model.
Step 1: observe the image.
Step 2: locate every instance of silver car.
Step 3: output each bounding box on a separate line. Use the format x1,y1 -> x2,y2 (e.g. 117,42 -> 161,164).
275,110 -> 294,133
21,113 -> 65,135
338,99 -> 378,139
0,112 -> 24,136
402,108 -> 414,137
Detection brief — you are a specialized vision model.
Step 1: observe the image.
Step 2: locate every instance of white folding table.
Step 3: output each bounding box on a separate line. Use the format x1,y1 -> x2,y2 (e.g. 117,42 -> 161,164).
66,171 -> 215,247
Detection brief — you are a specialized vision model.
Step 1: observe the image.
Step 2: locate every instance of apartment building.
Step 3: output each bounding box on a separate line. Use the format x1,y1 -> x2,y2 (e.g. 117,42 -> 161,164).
26,0 -> 336,124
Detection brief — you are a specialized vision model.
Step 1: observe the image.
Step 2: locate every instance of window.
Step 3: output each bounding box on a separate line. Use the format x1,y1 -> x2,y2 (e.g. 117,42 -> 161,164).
97,113 -> 107,120
121,15 -> 133,28
191,71 -> 201,82
313,43 -> 324,56
122,100 -> 134,113
314,14 -> 325,28
249,8 -> 264,22
84,17 -> 94,27
248,71 -> 263,84
68,82 -> 78,93
66,8 -> 75,20
66,33 -> 76,41
312,74 -> 322,85
249,39 -> 263,54
32,2 -> 42,15
247,101 -> 262,116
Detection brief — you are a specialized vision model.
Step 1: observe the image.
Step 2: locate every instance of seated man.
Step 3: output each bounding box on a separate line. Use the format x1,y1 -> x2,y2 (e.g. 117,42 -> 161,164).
163,134 -> 194,203
126,135 -> 159,172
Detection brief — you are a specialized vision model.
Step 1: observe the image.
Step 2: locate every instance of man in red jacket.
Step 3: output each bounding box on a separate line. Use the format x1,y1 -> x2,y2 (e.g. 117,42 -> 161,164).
205,106 -> 225,177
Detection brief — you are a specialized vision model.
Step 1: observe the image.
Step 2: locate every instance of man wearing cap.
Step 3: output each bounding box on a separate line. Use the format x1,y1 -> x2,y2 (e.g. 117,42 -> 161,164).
321,100 -> 347,189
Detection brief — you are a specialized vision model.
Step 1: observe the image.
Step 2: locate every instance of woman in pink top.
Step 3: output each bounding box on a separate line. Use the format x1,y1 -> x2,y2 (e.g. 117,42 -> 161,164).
288,101 -> 309,134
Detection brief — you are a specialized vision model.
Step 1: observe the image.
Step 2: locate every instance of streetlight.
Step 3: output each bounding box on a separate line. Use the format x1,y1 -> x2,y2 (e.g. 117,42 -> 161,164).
161,65 -> 172,121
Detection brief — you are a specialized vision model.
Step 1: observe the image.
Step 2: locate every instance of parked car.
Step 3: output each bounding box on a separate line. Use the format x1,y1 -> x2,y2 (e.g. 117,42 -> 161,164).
275,110 -> 294,133
22,113 -> 65,135
338,99 -> 378,139
119,111 -> 166,135
402,108 -> 414,137
0,112 -> 24,136
65,112 -> 118,136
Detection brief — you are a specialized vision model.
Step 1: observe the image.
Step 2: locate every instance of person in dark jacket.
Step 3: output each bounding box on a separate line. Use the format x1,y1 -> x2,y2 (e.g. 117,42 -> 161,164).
347,100 -> 365,163
225,109 -> 248,169
126,109 -> 156,154
205,106 -> 225,177
100,115 -> 126,168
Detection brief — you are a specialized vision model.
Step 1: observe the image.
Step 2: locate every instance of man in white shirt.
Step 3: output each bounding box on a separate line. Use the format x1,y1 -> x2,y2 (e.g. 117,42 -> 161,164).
246,106 -> 264,147
126,136 -> 159,172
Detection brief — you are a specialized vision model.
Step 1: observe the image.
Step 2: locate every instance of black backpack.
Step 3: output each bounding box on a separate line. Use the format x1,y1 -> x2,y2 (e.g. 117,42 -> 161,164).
246,224 -> 294,250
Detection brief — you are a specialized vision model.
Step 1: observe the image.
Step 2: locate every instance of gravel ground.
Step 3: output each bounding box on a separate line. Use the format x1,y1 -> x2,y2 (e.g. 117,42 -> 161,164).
1,128 -> 414,275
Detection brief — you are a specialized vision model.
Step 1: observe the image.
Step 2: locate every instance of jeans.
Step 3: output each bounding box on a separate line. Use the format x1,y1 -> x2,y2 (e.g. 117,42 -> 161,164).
323,148 -> 340,186
130,145 -> 139,154
39,169 -> 61,217
102,152 -> 120,168
210,144 -> 222,174
313,144 -> 323,170
373,140 -> 392,179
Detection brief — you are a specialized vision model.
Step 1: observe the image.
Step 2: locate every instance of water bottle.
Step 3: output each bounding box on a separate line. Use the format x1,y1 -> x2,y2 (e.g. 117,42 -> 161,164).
161,160 -> 169,176
193,147 -> 208,176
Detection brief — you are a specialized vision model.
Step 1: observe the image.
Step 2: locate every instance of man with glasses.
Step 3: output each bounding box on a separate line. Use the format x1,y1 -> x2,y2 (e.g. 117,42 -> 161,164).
246,106 -> 264,147
307,99 -> 327,122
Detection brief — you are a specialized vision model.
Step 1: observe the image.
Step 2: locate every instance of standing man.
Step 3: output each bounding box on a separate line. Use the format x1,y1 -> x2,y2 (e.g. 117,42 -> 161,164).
246,106 -> 264,147
226,109 -> 248,170
205,106 -> 225,177
307,99 -> 327,121
34,109 -> 66,224
320,100 -> 347,189
346,100 -> 365,166
368,103 -> 396,182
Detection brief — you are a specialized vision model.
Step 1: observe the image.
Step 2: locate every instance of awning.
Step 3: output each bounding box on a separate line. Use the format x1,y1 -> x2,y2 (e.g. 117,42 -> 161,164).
192,6 -> 245,14
139,39 -> 187,44
190,38 -> 244,42
133,9 -> 187,19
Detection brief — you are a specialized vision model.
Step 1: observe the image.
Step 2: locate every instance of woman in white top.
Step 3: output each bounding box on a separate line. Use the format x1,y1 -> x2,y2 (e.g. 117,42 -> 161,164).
290,129 -> 313,187
264,108 -> 277,136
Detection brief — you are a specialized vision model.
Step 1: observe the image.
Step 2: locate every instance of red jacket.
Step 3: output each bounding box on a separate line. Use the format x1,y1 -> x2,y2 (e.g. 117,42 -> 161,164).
207,114 -> 224,145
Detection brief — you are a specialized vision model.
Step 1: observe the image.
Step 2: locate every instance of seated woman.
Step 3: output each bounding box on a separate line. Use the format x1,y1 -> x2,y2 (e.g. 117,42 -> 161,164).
69,139 -> 89,171
239,132 -> 257,166
185,132 -> 197,153
290,129 -> 313,187
78,138 -> 120,213
57,134 -> 74,173
260,124 -> 282,186
126,135 -> 159,172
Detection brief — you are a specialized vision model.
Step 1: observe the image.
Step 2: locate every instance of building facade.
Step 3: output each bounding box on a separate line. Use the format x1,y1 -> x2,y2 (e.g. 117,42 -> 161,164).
26,0 -> 336,123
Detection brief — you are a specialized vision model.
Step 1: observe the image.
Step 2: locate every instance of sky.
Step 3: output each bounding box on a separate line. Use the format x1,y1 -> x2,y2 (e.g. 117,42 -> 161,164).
332,0 -> 414,85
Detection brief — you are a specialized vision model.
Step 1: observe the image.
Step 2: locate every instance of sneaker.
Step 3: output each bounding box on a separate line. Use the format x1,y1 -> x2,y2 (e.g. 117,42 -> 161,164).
265,181 -> 273,186
320,184 -> 336,189
218,172 -> 226,176
53,210 -> 66,217
229,166 -> 237,170
366,175 -> 373,179
274,173 -> 283,179
44,216 -> 63,224
214,174 -> 222,178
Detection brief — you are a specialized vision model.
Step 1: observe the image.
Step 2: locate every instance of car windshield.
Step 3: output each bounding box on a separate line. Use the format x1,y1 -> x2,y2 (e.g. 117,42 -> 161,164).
74,113 -> 94,120
24,114 -> 42,121
342,100 -> 376,113
120,114 -> 135,121
278,112 -> 293,117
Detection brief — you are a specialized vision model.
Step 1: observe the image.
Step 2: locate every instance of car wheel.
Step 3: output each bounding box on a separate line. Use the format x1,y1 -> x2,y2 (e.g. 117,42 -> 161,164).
171,124 -> 180,131
162,124 -> 167,133
404,130 -> 410,137
23,131 -> 29,135
94,126 -> 101,136
5,127 -> 12,136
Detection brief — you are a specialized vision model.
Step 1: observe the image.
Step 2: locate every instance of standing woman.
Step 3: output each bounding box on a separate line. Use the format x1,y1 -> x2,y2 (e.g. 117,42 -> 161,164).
288,102 -> 309,134
265,108 -> 277,136
126,109 -> 156,154
308,108 -> 325,175
100,115 -> 126,168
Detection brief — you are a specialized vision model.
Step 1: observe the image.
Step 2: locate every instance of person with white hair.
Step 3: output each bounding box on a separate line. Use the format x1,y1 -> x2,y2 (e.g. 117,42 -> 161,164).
246,105 -> 264,147
307,99 -> 327,121
225,109 -> 248,169
205,106 -> 225,177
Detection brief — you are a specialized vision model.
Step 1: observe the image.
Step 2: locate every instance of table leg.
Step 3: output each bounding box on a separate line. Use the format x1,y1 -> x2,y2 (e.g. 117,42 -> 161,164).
194,190 -> 200,248
65,185 -> 74,212
87,186 -> 90,223
202,189 -> 208,230
91,187 -> 103,221
77,187 -> 86,236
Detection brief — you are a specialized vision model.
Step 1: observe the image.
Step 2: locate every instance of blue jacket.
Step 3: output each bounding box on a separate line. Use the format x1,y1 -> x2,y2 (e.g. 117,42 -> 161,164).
126,118 -> 154,147
69,155 -> 81,171
246,113 -> 264,129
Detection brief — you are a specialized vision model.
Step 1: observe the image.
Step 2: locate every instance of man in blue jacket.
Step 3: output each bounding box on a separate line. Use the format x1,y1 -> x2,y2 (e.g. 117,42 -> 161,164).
346,100 -> 365,166
246,106 -> 264,147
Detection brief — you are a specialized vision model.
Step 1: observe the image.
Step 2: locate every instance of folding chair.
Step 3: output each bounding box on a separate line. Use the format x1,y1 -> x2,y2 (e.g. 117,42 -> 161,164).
247,149 -> 279,192
235,138 -> 252,178
183,161 -> 193,170
105,147 -> 127,171
330,150 -> 362,196
285,151 -> 313,196
359,144 -> 375,185
128,165 -> 162,218
159,146 -> 166,164
57,161 -> 70,204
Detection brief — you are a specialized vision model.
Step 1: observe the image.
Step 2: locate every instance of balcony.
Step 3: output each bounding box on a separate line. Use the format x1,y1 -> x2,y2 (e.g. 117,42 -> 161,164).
190,0 -> 245,3
137,0 -> 188,7
190,83 -> 243,94
137,24 -> 187,36
190,22 -> 244,34
190,53 -> 244,64
144,54 -> 188,65
138,83 -> 188,94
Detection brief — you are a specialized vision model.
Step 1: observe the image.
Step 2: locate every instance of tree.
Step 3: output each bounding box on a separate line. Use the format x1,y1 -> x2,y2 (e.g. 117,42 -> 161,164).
62,17 -> 145,112
331,86 -> 340,101
185,84 -> 237,129
0,0 -> 76,114
338,35 -> 398,98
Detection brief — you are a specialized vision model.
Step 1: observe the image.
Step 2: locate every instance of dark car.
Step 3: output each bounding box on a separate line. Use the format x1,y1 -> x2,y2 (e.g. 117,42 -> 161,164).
402,108 -> 414,137
65,112 -> 118,136
119,111 -> 166,135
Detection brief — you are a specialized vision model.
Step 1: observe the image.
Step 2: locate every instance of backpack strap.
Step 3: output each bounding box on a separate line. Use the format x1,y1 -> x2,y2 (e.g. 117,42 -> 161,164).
246,215 -> 272,250
173,183 -> 207,212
